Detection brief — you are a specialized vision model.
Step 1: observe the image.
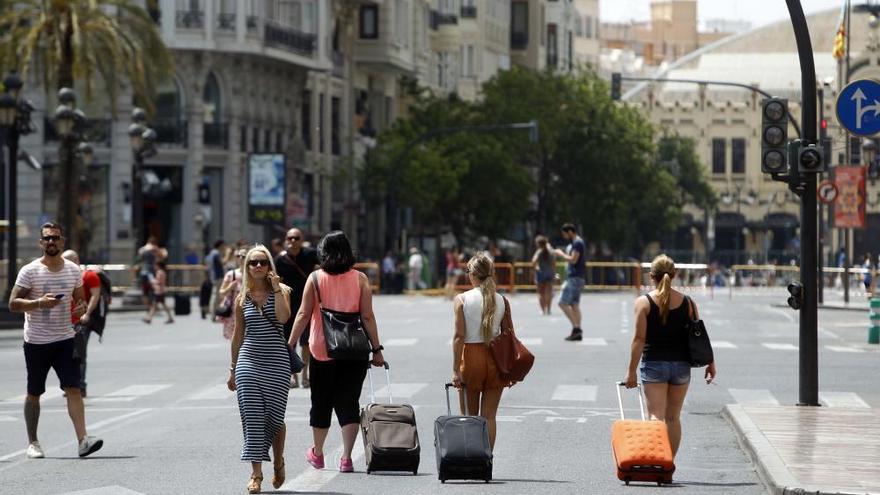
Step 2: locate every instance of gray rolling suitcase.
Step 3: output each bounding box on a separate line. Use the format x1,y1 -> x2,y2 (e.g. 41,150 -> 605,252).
434,383 -> 493,483
360,363 -> 420,475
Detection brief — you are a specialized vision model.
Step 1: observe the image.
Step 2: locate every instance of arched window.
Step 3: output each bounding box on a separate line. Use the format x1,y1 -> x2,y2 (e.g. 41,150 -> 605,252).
203,72 -> 221,124
154,78 -> 185,144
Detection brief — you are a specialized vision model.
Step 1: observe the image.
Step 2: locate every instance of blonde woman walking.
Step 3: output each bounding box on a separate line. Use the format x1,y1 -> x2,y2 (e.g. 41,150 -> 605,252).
227,245 -> 293,493
451,253 -> 508,451
623,254 -> 716,458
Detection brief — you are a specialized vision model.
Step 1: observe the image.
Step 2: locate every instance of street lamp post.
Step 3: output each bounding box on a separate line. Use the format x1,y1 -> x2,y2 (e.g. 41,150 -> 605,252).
52,87 -> 87,250
129,107 -> 157,255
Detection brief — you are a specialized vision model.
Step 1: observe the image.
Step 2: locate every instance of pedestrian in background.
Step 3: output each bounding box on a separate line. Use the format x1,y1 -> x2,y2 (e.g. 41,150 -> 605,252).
205,239 -> 226,320
554,223 -> 587,341
61,250 -> 103,398
623,254 -> 716,458
444,248 -> 463,300
289,230 -> 385,474
275,228 -> 319,389
227,245 -> 293,494
863,253 -> 874,297
532,235 -> 557,315
407,247 -> 424,290
218,248 -> 246,340
451,252 -> 508,451
137,235 -> 160,306
8,222 -> 103,459
381,251 -> 396,294
270,237 -> 284,257
143,260 -> 174,324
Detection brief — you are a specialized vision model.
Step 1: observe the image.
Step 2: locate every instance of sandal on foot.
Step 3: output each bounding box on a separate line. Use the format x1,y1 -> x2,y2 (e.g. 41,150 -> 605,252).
272,459 -> 285,489
302,378 -> 310,389
247,475 -> 262,494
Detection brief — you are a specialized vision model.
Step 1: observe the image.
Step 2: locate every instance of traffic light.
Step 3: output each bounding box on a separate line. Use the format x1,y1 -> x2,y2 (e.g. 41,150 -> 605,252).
611,72 -> 621,101
787,282 -> 804,310
799,143 -> 825,173
761,98 -> 788,173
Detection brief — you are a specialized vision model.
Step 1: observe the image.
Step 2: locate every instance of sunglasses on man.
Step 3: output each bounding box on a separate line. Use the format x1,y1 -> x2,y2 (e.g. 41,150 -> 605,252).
286,235 -> 301,241
41,235 -> 62,242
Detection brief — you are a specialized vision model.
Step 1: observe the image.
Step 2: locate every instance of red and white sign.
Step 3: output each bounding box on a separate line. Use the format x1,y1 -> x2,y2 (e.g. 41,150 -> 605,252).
817,180 -> 839,204
834,166 -> 866,229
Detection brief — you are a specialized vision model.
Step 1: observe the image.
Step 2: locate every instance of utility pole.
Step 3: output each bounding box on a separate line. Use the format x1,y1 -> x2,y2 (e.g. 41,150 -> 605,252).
787,0 -> 820,407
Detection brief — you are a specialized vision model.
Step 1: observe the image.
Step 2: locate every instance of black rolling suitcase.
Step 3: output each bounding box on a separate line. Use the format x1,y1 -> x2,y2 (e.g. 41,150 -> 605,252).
173,293 -> 191,315
434,383 -> 493,483
360,362 -> 420,475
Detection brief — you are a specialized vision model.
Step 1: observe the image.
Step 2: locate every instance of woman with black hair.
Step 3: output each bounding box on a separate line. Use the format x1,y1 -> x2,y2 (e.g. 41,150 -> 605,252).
288,231 -> 385,473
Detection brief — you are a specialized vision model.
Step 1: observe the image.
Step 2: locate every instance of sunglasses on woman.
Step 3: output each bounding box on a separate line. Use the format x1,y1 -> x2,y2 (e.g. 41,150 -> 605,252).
248,259 -> 270,267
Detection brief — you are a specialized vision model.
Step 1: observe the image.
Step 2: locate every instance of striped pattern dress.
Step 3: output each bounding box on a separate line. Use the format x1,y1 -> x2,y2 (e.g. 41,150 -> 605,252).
235,292 -> 291,462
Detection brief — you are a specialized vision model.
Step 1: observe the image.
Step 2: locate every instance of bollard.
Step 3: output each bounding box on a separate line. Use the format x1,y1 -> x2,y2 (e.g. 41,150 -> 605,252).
870,298 -> 880,345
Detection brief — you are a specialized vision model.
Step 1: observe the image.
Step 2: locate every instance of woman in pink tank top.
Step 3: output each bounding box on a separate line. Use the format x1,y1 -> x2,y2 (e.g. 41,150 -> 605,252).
288,231 -> 385,473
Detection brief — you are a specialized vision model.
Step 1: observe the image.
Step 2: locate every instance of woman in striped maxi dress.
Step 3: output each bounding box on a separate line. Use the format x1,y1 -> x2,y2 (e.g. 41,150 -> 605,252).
227,245 -> 293,494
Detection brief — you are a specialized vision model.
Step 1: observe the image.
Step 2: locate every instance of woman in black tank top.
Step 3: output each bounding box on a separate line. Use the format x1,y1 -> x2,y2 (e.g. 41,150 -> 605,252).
623,255 -> 716,458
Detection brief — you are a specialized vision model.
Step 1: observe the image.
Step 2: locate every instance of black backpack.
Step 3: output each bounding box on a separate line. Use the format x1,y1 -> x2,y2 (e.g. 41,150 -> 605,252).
87,270 -> 113,336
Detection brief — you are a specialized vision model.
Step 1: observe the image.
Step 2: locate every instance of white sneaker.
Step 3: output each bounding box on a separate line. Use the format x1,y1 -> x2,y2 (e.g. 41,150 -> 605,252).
77,436 -> 103,458
26,442 -> 45,459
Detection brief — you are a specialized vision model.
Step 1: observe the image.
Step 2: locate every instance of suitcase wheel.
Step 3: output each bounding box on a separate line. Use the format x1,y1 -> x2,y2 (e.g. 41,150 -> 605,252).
624,478 -> 631,486
440,480 -> 446,484
412,470 -> 418,476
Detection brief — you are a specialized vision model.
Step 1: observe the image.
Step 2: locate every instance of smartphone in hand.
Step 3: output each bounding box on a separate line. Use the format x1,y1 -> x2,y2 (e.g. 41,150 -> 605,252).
53,294 -> 65,300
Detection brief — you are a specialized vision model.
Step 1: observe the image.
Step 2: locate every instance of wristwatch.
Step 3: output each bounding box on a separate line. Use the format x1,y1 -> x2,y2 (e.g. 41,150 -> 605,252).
371,345 -> 384,353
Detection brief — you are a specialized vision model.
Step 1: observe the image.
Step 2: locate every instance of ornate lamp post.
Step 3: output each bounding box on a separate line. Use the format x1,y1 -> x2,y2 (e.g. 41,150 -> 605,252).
52,87 -> 89,249
0,71 -> 34,325
129,107 -> 157,254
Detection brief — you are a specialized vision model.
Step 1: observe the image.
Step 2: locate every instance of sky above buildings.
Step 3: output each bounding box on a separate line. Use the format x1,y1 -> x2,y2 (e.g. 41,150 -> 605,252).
600,0 -> 846,29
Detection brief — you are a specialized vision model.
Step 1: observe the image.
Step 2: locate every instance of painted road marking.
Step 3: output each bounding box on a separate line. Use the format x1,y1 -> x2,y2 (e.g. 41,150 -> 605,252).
56,486 -> 146,495
762,343 -> 799,351
551,385 -> 598,402
712,340 -> 738,349
186,384 -> 234,401
577,338 -> 608,346
825,345 -> 866,353
90,384 -> 172,403
728,388 -> 780,406
819,391 -> 870,408
284,435 -> 365,491
3,388 -> 63,404
368,383 -> 428,399
518,337 -> 543,346
384,338 -> 419,346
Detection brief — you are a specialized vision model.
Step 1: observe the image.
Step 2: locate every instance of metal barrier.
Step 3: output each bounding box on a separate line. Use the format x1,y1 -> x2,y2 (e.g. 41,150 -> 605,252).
454,262 -> 515,292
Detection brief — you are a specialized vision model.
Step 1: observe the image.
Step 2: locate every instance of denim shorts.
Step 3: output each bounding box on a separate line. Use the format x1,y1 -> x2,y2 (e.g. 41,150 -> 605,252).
639,360 -> 691,385
559,277 -> 584,305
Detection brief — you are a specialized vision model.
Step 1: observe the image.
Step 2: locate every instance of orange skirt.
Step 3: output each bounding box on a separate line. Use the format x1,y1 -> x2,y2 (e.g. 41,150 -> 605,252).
460,343 -> 508,392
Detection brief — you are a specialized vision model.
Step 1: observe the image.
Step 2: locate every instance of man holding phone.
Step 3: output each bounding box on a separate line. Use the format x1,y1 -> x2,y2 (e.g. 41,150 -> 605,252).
8,222 -> 104,459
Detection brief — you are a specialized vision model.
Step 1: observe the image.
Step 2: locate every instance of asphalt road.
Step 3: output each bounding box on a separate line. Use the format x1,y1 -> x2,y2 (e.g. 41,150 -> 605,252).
0,290 -> 876,495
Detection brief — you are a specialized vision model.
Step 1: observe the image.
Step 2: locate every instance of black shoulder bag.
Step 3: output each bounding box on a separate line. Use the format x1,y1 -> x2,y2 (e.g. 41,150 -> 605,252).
685,296 -> 714,368
311,272 -> 371,361
252,294 -> 304,373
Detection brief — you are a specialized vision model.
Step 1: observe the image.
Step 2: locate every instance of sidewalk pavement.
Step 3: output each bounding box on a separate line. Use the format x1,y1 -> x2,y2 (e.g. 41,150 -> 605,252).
725,404 -> 880,495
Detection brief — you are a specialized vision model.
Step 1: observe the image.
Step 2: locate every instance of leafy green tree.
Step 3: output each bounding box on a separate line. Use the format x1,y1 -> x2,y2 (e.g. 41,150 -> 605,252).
656,133 -> 717,210
0,0 -> 173,250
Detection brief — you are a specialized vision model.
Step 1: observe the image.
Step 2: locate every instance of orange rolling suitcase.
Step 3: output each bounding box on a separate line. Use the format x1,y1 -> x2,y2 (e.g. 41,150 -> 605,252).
611,382 -> 675,486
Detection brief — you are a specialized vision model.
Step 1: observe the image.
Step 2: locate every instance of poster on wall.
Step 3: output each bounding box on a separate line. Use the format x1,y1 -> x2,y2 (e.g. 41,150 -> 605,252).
248,154 -> 285,225
834,166 -> 866,229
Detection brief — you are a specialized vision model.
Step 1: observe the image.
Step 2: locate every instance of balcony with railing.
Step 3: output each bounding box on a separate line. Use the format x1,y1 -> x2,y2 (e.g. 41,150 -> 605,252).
511,32 -> 528,50
431,11 -> 458,29
176,9 -> 204,29
217,13 -> 236,31
203,123 -> 229,149
460,5 -> 477,18
153,119 -> 188,147
264,21 -> 316,56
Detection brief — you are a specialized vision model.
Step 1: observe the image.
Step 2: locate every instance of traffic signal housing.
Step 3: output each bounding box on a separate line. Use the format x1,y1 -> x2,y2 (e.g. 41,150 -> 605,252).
798,143 -> 825,173
787,282 -> 804,310
761,98 -> 789,174
611,72 -> 621,101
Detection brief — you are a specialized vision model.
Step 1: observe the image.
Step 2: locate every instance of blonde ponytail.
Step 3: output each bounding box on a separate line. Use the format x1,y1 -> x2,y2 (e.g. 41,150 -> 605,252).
480,276 -> 498,345
656,273 -> 672,324
650,254 -> 676,325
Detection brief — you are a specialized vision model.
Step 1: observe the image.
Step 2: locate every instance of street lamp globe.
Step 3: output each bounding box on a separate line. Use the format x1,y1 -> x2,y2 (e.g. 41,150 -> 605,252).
78,142 -> 94,166
132,107 -> 147,125
53,105 -> 75,137
57,87 -> 76,107
0,92 -> 16,126
3,72 -> 23,100
128,123 -> 145,150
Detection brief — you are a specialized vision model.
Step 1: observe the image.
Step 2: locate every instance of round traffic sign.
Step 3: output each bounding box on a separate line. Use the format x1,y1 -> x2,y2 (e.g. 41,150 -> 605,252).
817,180 -> 839,204
836,79 -> 880,136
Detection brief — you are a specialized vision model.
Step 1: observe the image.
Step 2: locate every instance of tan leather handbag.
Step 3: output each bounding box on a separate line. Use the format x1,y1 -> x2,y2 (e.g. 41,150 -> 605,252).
489,296 -> 535,385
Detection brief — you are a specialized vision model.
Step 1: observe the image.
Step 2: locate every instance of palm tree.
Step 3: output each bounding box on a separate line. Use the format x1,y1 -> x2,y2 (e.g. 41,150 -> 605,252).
0,0 -> 173,252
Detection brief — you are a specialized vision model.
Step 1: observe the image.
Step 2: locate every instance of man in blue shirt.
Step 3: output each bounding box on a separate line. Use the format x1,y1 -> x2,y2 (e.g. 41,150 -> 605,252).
554,223 -> 586,341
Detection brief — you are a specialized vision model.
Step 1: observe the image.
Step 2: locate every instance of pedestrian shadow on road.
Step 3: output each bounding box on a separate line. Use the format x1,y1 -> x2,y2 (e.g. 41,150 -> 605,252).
659,481 -> 759,488
49,456 -> 138,460
440,478 -> 573,485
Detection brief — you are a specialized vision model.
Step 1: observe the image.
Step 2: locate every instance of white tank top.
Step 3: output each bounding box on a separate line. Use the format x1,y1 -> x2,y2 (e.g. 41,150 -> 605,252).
461,288 -> 504,344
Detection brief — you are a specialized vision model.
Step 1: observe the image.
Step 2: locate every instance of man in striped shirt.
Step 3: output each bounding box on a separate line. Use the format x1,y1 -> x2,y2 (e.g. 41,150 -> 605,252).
8,222 -> 104,459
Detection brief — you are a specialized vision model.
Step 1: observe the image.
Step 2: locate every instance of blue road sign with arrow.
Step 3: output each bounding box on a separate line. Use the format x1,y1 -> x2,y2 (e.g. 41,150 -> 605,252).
836,79 -> 880,136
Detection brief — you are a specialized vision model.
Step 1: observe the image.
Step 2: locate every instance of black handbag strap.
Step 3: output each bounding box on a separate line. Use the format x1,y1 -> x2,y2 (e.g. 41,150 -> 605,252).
685,295 -> 697,321
310,272 -> 323,306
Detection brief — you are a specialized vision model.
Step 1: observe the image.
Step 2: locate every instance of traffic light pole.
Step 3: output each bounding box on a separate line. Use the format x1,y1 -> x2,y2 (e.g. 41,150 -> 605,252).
787,0 -> 820,407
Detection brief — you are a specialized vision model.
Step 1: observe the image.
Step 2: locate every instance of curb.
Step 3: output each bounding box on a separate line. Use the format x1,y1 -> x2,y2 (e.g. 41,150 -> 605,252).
771,303 -> 869,312
723,405 -> 878,495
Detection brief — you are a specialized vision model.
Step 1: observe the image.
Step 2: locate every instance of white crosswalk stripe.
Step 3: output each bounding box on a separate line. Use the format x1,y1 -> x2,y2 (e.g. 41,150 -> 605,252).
550,385 -> 597,402
366,383 -> 428,400
762,343 -> 799,351
825,345 -> 866,353
384,338 -> 419,347
577,338 -> 608,346
3,388 -> 63,404
90,384 -> 173,403
712,340 -> 738,349
819,391 -> 870,408
518,337 -> 543,346
186,384 -> 234,401
728,388 -> 780,406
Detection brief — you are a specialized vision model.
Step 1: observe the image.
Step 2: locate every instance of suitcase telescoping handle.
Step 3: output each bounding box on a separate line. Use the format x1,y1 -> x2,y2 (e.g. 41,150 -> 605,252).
616,382 -> 646,421
367,362 -> 392,404
444,382 -> 469,416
